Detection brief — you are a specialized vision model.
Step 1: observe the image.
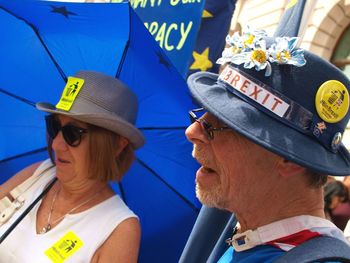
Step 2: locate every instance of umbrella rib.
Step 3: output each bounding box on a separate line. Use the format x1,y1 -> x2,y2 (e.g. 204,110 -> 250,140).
0,88 -> 35,107
0,147 -> 47,163
0,6 -> 67,82
115,4 -> 131,78
136,158 -> 199,212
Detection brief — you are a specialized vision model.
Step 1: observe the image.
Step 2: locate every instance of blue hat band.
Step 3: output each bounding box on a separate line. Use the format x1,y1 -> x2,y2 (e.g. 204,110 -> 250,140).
218,65 -> 344,153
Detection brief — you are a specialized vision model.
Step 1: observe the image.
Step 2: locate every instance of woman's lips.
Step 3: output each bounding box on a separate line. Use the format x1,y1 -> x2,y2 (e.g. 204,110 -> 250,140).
56,157 -> 70,164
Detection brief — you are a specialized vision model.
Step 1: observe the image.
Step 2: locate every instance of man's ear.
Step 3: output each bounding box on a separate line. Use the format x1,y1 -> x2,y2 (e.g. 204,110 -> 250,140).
277,158 -> 306,178
115,136 -> 129,157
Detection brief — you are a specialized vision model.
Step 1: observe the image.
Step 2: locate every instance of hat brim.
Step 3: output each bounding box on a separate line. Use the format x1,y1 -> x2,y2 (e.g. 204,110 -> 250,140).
188,72 -> 350,176
36,102 -> 145,149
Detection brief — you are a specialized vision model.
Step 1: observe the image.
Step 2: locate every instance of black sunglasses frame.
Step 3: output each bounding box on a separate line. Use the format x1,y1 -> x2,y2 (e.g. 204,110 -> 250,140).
189,108 -> 230,140
45,115 -> 88,147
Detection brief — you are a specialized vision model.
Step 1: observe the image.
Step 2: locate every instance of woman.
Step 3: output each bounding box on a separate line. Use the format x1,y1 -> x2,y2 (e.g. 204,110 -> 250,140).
0,71 -> 144,262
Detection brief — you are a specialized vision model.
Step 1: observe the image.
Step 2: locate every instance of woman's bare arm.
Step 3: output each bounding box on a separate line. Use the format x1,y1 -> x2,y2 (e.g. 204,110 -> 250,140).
0,162 -> 42,199
91,217 -> 141,263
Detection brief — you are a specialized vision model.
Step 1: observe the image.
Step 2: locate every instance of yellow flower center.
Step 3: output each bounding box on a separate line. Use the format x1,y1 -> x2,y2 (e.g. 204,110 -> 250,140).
231,46 -> 241,54
276,51 -> 291,61
251,49 -> 267,63
244,35 -> 254,47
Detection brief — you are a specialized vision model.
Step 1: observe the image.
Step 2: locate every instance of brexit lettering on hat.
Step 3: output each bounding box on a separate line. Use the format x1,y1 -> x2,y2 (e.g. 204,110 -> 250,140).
218,61 -> 350,154
219,66 -> 290,117
187,20 -> 350,176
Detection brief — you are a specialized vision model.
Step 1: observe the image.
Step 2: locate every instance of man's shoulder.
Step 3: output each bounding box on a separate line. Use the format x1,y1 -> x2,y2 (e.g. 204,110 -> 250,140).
274,236 -> 350,263
218,245 -> 284,263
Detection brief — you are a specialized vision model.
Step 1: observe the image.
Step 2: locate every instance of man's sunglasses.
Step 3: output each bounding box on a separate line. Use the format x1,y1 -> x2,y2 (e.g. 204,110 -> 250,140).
45,115 -> 88,147
189,108 -> 230,140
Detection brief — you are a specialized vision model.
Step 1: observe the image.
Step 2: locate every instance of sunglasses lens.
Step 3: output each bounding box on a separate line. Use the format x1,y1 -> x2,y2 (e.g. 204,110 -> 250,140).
45,115 -> 86,147
62,125 -> 82,147
45,115 -> 60,139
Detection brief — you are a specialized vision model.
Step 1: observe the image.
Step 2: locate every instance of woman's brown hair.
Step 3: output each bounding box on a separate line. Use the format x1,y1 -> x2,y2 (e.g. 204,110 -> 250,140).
87,125 -> 134,182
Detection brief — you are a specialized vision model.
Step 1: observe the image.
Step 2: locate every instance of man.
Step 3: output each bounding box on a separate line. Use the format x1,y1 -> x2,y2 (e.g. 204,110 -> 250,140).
181,3 -> 350,263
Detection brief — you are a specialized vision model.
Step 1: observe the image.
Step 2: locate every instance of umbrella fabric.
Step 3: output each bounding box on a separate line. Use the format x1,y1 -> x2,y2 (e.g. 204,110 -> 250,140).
188,0 -> 237,75
179,206 -> 235,263
0,1 -> 200,261
131,0 -> 205,77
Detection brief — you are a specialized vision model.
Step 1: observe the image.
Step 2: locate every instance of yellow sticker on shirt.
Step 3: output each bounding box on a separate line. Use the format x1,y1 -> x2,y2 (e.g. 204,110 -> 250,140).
45,231 -> 84,263
56,77 -> 84,111
315,80 -> 349,123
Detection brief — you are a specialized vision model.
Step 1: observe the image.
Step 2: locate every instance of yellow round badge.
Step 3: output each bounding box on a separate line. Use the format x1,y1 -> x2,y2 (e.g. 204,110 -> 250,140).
315,80 -> 349,123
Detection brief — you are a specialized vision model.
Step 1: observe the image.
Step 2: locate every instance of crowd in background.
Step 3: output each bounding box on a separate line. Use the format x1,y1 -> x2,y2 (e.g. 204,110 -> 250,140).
325,176 -> 350,241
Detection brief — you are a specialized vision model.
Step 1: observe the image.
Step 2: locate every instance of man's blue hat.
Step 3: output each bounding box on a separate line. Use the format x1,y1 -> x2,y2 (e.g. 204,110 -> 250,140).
187,1 -> 350,176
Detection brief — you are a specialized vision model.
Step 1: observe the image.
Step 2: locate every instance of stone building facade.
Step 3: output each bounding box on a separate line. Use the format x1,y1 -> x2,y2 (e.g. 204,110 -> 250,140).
231,0 -> 350,62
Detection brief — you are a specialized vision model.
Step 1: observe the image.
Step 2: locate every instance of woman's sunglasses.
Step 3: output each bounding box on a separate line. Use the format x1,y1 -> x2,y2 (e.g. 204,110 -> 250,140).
45,115 -> 88,147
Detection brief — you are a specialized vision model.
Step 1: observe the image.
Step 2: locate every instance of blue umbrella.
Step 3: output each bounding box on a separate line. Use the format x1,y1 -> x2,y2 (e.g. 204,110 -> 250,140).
0,1 -> 200,261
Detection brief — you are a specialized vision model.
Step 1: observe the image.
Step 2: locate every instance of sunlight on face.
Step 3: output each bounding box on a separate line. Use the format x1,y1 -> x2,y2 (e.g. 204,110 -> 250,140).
192,143 -> 229,209
191,114 -> 281,213
52,115 -> 90,182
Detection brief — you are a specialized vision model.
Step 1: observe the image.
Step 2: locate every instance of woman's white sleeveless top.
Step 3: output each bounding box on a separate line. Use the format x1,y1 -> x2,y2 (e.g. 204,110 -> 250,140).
0,159 -> 137,262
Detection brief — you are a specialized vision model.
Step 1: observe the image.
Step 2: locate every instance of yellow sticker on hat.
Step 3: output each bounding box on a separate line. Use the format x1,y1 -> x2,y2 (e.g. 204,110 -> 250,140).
56,77 -> 84,111
315,80 -> 349,123
45,231 -> 83,263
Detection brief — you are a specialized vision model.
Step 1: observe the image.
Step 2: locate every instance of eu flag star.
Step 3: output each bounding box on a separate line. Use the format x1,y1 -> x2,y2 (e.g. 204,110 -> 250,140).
156,51 -> 171,70
50,6 -> 77,18
202,9 -> 213,18
190,47 -> 213,72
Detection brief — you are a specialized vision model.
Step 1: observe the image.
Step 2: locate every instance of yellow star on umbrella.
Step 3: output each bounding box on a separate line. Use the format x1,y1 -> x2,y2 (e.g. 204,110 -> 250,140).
286,0 -> 298,9
190,47 -> 213,71
202,9 -> 213,18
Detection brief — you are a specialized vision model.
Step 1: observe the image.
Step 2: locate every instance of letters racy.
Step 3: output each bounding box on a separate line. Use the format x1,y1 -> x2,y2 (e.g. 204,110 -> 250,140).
144,21 -> 193,51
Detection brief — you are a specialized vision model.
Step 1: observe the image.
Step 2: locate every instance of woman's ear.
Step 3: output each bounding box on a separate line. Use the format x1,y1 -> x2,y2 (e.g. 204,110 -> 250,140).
277,158 -> 306,178
115,136 -> 129,157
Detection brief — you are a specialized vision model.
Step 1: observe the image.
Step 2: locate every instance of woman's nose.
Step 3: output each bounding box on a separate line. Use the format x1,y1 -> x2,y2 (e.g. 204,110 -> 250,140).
51,131 -> 68,151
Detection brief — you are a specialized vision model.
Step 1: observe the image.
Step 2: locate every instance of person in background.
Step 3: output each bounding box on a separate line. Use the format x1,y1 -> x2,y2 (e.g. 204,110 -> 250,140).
324,180 -> 348,221
0,71 -> 144,262
332,176 -> 350,230
342,177 -> 350,242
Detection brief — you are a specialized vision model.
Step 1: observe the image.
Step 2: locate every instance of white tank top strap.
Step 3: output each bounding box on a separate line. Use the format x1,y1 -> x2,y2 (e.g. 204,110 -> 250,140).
0,159 -> 56,227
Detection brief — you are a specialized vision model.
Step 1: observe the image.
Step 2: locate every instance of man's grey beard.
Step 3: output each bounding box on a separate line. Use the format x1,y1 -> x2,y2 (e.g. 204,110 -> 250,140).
195,182 -> 227,210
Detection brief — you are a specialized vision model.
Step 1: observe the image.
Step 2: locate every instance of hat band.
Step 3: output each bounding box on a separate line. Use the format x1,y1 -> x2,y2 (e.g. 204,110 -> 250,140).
218,65 -> 344,153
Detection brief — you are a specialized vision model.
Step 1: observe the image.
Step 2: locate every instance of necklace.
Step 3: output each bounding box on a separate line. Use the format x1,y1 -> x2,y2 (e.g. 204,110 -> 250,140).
39,186 -> 103,234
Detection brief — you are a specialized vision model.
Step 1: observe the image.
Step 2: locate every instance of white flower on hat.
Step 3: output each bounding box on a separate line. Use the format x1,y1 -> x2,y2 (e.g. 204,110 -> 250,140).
217,26 -> 268,65
229,39 -> 272,77
217,26 -> 306,77
268,37 -> 306,67
240,25 -> 268,49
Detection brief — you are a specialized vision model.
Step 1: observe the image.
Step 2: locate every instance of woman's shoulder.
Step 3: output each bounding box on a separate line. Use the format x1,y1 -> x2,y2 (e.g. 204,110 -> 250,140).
0,160 -> 44,198
91,217 -> 140,263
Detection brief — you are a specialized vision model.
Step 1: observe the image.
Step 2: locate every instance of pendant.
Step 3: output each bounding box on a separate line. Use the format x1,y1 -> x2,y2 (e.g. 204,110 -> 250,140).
40,224 -> 51,234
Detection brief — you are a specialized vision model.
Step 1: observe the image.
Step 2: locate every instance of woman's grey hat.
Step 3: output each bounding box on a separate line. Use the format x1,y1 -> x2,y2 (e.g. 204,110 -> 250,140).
36,70 -> 145,149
